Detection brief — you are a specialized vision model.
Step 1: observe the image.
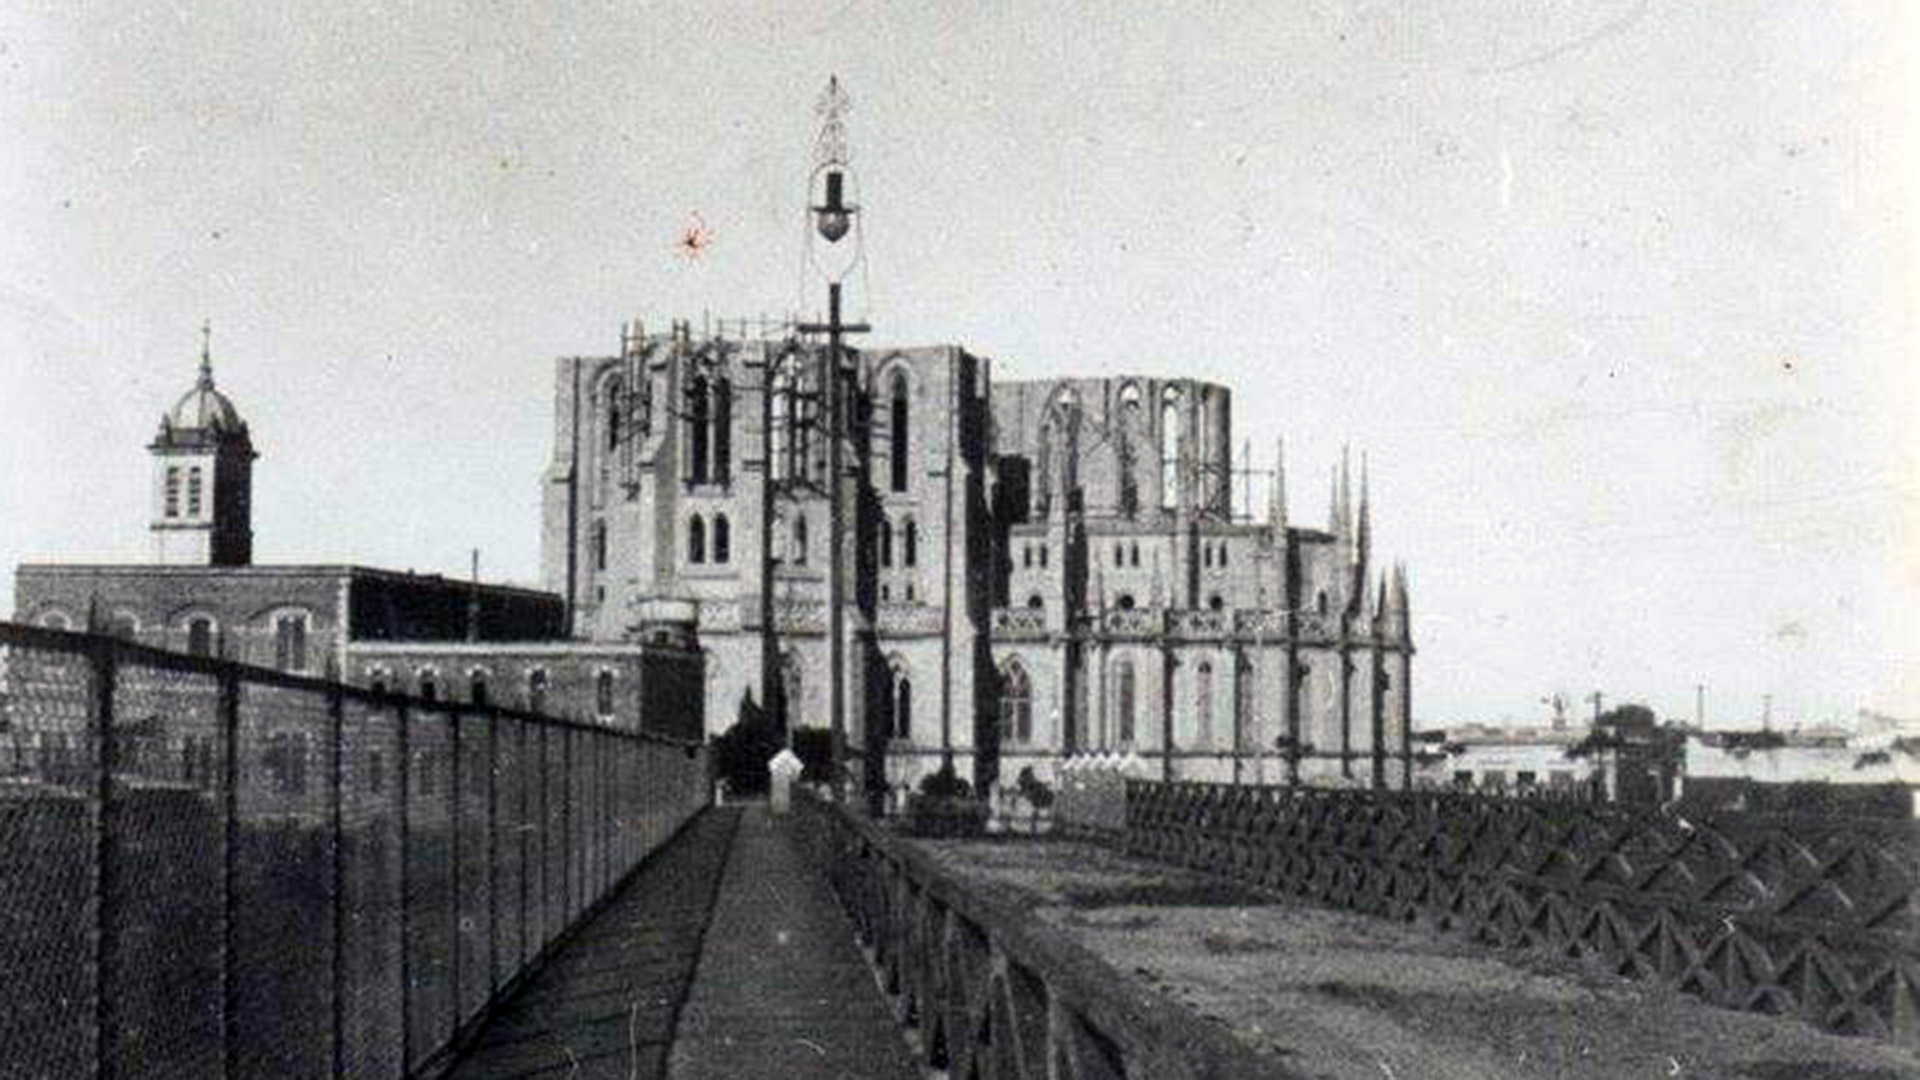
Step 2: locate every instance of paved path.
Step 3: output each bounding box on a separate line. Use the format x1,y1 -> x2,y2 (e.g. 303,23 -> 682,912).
444,808 -> 740,1080
442,805 -> 919,1080
668,806 -> 921,1080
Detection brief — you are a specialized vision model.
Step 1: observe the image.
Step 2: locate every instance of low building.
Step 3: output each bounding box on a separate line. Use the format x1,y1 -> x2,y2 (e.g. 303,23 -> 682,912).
1412,720 -> 1595,794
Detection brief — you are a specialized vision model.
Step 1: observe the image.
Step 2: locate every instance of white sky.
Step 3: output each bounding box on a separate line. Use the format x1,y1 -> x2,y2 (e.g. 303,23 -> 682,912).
2,1 -> 1915,727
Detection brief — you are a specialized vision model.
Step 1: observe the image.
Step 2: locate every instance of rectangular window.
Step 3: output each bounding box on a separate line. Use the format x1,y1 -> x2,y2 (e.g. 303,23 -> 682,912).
186,466 -> 203,516
187,618 -> 214,658
164,467 -> 181,518
274,615 -> 307,673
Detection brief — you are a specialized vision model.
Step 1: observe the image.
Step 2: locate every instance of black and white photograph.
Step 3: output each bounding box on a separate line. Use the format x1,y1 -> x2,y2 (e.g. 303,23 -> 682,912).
1,3 -> 1916,1077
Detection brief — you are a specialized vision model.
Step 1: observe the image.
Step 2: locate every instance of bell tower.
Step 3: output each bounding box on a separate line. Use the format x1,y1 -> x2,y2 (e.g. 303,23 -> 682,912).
149,322 -> 257,566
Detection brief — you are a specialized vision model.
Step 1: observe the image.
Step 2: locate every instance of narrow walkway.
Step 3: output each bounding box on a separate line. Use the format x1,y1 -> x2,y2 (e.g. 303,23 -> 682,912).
442,804 -> 919,1080
668,806 -> 921,1080
444,808 -> 741,1080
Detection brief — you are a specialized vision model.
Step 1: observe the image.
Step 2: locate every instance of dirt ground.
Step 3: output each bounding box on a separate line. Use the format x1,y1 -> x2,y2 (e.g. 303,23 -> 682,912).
915,838 -> 1920,1080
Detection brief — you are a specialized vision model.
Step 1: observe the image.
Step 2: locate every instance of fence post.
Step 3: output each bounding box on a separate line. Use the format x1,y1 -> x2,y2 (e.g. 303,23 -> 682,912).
89,639 -> 117,1080
396,703 -> 411,1071
219,661 -> 240,1080
449,707 -> 461,1036
328,681 -> 346,1080
486,709 -> 499,995
562,727 -> 573,921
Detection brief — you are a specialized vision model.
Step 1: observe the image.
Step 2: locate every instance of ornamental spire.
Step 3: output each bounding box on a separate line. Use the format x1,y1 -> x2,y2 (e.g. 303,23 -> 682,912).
813,75 -> 852,168
198,319 -> 214,389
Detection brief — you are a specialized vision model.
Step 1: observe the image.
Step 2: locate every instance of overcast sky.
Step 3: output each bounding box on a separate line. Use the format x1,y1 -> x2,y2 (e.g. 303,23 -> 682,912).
2,1 -> 1914,727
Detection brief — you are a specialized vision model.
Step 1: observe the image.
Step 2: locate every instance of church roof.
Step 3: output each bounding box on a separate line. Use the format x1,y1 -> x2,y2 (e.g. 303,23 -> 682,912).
157,326 -> 249,439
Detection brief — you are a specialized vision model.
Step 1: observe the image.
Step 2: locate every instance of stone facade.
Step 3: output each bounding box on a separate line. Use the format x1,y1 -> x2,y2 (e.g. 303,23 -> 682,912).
542,327 -> 1415,792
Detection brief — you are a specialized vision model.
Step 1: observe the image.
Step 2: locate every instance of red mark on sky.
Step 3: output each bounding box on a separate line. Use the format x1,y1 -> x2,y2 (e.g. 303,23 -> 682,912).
677,213 -> 714,260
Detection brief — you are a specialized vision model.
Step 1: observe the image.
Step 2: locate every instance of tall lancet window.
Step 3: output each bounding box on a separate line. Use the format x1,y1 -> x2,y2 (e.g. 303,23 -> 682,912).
888,370 -> 910,492
712,376 -> 733,484
606,376 -> 625,451
687,375 -> 711,483
1160,387 -> 1181,511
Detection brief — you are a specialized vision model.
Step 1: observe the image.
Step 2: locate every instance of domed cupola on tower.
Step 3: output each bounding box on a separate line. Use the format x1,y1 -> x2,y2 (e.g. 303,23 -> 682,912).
148,323 -> 257,566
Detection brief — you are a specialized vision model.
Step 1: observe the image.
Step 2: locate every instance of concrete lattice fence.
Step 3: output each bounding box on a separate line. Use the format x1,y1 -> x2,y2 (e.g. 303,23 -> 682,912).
0,620 -> 710,1080
1123,779 -> 1920,1047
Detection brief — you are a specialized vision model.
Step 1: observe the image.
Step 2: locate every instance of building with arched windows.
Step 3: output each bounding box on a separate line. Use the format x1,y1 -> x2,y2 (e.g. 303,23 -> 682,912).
543,327 -> 1415,792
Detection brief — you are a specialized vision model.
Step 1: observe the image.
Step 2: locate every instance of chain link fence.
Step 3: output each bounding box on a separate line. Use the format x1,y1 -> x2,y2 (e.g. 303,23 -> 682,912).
0,621 -> 709,1079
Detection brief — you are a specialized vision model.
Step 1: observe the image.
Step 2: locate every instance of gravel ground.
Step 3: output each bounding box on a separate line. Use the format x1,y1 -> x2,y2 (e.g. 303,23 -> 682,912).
916,838 -> 1920,1080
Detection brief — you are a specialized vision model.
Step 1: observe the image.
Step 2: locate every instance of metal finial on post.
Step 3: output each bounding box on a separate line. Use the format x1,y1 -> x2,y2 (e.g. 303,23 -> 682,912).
198,320 -> 215,387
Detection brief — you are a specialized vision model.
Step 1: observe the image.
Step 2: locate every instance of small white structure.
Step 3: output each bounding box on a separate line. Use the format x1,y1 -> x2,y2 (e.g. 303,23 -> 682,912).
768,748 -> 804,816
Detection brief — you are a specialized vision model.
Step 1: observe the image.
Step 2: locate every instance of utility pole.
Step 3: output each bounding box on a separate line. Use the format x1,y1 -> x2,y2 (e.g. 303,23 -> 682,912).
796,76 -> 869,802
1695,683 -> 1705,729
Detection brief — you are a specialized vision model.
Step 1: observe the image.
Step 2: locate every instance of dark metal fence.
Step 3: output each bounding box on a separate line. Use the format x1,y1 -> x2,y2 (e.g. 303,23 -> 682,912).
795,790 -> 1286,1080
0,621 -> 709,1080
1124,780 -> 1920,1047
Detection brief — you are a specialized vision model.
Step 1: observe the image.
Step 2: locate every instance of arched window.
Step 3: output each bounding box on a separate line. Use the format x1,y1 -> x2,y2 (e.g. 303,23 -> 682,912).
891,665 -> 913,740
418,670 -> 439,703
998,661 -> 1032,744
1196,661 -> 1214,748
1160,388 -> 1181,511
1129,543 -> 1140,567
272,611 -> 309,673
688,514 -> 707,564
1114,659 -> 1137,746
903,518 -> 918,567
1316,590 -> 1328,615
38,610 -> 72,631
164,467 -> 181,518
368,670 -> 389,695
888,370 -> 910,493
1114,543 -> 1124,567
595,671 -> 614,719
187,466 -> 204,517
713,376 -> 733,484
1219,544 -> 1229,567
186,616 -> 215,658
527,669 -> 549,714
880,518 -> 893,568
606,376 -> 625,450
1039,545 -> 1048,568
1020,545 -> 1030,569
687,375 -> 711,483
792,516 -> 809,566
469,670 -> 489,706
592,520 -> 608,572
713,514 -> 731,564
108,613 -> 139,642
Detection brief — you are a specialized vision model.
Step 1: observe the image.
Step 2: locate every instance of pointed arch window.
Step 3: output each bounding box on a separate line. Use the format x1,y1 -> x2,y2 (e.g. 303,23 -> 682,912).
713,375 -> 733,484
592,519 -> 608,572
713,514 -> 731,564
527,669 -> 549,714
272,612 -> 309,673
1160,388 -> 1181,511
903,518 -> 918,567
469,670 -> 489,706
687,375 -> 711,483
1114,659 -> 1137,746
889,663 -> 913,740
888,370 -> 910,492
1196,660 -> 1214,748
606,376 -> 625,450
793,516 -> 809,566
998,661 -> 1032,745
880,517 -> 893,568
688,514 -> 707,564
418,670 -> 439,703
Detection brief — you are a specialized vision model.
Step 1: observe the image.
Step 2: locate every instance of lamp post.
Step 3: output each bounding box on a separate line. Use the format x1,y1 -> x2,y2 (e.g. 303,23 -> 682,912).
795,76 -> 869,803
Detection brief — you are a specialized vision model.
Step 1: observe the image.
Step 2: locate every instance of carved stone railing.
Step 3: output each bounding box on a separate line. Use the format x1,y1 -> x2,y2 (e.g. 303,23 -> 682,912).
741,599 -> 827,634
1097,608 -> 1162,639
1122,780 -> 1920,1047
876,603 -> 944,638
794,792 -> 1281,1079
1232,609 -> 1290,638
1165,609 -> 1229,641
989,606 -> 1048,640
1290,612 -> 1339,641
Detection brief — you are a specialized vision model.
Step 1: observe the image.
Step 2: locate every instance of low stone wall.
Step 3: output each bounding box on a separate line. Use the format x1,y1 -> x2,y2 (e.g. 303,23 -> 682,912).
1123,779 -> 1920,1048
794,790 -> 1285,1079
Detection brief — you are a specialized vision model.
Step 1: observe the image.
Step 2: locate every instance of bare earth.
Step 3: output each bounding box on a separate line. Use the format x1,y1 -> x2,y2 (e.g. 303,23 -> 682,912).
915,838 -> 1920,1080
